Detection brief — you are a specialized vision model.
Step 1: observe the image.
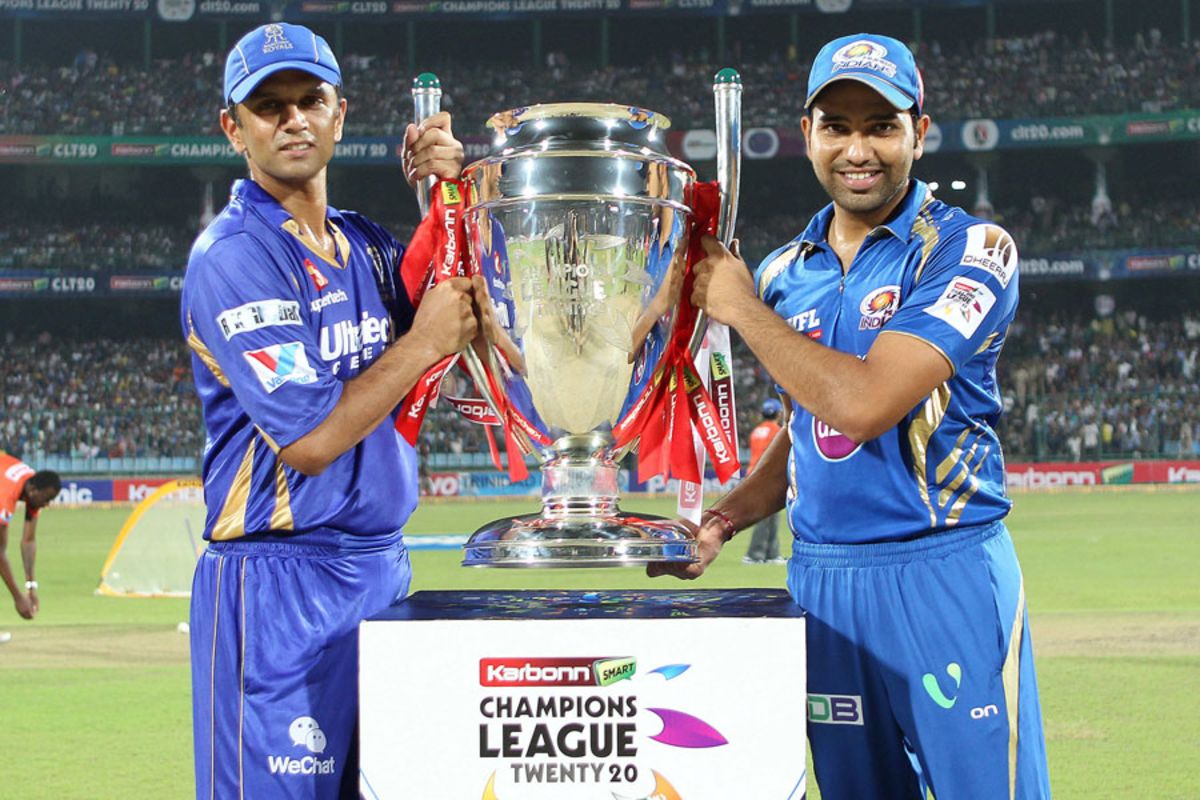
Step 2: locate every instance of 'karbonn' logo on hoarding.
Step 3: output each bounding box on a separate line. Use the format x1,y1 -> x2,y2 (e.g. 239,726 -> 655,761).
480,657 -> 636,688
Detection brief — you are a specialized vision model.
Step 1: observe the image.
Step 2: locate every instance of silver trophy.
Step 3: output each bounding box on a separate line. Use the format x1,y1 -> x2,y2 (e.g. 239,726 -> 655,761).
457,72 -> 742,567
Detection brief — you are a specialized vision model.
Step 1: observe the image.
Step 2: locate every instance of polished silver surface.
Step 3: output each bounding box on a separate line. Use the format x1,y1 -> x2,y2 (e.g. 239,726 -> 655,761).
457,100 -> 740,567
411,73 -> 442,217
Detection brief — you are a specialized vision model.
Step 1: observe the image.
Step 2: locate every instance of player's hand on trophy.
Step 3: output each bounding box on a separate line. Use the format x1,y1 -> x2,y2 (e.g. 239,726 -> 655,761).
409,277 -> 478,362
403,111 -> 465,188
691,235 -> 757,327
646,517 -> 727,580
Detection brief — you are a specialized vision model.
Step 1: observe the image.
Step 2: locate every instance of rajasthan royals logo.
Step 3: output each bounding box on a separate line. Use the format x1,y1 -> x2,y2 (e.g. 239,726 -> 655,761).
262,24 -> 293,54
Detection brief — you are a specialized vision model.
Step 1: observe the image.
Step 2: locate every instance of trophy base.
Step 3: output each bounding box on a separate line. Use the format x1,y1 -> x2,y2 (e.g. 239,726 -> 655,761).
463,512 -> 697,568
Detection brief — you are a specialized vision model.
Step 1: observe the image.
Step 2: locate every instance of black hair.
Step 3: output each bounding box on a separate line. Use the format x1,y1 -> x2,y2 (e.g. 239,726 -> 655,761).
28,470 -> 61,496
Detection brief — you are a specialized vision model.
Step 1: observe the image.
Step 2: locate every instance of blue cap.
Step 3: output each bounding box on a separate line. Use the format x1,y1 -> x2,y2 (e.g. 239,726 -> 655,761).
762,398 -> 783,417
805,34 -> 924,116
224,23 -> 341,105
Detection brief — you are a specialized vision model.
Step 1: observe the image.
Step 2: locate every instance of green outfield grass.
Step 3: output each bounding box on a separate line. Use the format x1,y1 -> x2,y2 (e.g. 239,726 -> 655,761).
0,490 -> 1197,798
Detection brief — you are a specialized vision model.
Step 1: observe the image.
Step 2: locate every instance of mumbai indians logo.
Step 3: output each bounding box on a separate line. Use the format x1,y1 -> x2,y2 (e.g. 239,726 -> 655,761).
262,24 -> 294,54
858,284 -> 900,331
832,40 -> 897,78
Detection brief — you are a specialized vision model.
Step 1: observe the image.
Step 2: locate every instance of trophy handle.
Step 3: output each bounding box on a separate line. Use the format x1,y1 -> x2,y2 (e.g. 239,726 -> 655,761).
713,67 -> 742,247
688,68 -> 743,357
411,72 -> 442,217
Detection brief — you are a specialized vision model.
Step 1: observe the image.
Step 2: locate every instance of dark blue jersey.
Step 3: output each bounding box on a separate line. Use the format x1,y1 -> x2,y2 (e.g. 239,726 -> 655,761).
756,180 -> 1019,544
182,179 -> 419,544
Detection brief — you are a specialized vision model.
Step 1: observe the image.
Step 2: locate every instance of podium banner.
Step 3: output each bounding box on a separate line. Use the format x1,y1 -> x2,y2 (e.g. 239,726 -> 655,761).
360,589 -> 807,799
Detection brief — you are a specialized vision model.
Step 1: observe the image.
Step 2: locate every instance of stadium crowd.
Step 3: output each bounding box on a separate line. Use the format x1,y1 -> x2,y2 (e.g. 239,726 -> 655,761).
0,335 -> 203,460
4,192 -> 1198,277
1,310 -> 1196,467
2,29 -> 1198,136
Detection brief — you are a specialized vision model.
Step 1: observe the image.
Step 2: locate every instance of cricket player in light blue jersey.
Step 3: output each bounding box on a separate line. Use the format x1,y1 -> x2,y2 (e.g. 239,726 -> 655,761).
653,33 -> 1052,799
182,23 -> 478,799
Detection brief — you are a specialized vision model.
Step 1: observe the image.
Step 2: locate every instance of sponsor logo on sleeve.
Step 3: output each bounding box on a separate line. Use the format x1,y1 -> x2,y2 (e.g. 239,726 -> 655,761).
922,276 -> 997,339
808,694 -> 864,725
959,225 -> 1018,288
216,299 -> 302,340
243,342 -> 319,393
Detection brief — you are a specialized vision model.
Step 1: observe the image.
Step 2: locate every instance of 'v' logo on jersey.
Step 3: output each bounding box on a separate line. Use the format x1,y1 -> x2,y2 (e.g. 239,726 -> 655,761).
244,342 -> 319,393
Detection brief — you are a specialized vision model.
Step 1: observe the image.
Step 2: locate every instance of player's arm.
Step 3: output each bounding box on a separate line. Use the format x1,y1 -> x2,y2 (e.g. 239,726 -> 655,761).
0,522 -> 33,619
281,276 -> 478,475
692,235 -> 951,443
20,514 -> 37,613
648,421 -> 790,580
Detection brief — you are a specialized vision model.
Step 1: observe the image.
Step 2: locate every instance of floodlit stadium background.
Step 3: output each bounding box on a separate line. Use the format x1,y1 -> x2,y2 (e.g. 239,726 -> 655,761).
1,0 -> 1198,796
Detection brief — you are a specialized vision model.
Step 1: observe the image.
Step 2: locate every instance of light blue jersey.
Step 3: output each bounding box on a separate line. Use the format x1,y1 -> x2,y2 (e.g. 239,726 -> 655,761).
756,179 -> 1019,545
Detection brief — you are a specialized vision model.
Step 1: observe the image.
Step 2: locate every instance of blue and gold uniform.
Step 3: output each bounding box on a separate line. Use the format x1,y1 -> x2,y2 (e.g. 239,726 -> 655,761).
183,178 -> 418,799
758,179 -> 1051,798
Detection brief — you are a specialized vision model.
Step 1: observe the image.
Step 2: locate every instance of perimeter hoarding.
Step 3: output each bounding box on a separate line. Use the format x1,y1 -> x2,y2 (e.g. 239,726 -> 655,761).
1006,461 -> 1200,490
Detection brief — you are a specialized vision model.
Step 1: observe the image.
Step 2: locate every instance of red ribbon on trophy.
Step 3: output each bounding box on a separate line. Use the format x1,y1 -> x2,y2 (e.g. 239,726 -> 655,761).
612,181 -> 741,486
394,179 -> 540,483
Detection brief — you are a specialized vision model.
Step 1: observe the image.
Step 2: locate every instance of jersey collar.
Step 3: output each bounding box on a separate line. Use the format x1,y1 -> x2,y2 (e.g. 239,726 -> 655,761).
232,178 -> 350,267
800,178 -> 930,250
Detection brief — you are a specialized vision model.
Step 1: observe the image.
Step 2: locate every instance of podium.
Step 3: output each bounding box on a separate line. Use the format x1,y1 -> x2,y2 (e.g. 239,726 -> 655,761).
360,589 -> 807,799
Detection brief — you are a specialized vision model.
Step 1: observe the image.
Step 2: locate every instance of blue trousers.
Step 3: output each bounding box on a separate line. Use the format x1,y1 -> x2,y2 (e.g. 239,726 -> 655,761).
190,533 -> 411,800
788,521 -> 1051,799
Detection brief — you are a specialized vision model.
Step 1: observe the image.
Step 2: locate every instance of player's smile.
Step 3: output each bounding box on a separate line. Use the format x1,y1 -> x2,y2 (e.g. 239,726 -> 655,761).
837,168 -> 883,192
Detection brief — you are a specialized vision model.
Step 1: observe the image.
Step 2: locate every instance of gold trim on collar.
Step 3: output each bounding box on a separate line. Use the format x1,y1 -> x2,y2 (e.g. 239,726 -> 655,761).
281,218 -> 351,269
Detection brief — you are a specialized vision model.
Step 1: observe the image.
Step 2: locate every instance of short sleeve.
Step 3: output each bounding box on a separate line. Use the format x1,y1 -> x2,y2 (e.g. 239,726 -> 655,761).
885,223 -> 1019,373
185,234 -> 342,448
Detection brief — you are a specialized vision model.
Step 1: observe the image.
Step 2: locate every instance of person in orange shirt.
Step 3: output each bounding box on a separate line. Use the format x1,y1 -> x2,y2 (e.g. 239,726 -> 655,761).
744,398 -> 784,563
0,451 -> 61,627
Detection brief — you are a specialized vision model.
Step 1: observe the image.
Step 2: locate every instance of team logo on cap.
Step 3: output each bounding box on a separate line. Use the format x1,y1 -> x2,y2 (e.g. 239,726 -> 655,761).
262,24 -> 294,54
832,39 -> 898,78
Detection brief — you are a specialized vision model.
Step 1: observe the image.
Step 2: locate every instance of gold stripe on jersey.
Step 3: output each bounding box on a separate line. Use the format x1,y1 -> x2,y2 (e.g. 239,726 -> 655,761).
756,242 -> 803,298
187,314 -> 231,388
211,438 -> 255,541
270,457 -> 294,531
946,455 -> 988,525
909,195 -> 941,285
907,382 -> 951,527
256,427 -> 280,454
975,331 -> 1000,355
937,431 -> 984,507
281,219 -> 351,269
1002,579 -> 1027,800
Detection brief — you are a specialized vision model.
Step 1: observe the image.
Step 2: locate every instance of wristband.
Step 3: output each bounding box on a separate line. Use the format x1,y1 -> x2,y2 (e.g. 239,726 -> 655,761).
701,509 -> 738,542
25,580 -> 38,590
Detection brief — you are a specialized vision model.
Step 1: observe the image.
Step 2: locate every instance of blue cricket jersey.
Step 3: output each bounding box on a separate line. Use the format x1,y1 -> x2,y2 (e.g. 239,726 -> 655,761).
756,180 -> 1019,545
181,179 -> 420,544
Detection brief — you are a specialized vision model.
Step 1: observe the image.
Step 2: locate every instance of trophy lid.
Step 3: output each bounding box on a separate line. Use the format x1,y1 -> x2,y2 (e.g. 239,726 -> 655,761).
481,103 -> 678,161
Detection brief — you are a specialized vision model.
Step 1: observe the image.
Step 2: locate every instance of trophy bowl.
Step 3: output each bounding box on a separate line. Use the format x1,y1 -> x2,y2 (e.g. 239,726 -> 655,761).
458,99 -> 730,567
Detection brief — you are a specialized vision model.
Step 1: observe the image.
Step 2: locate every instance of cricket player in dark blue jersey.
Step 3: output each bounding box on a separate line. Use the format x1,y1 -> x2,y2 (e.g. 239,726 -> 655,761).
182,23 -> 478,799
653,34 -> 1052,799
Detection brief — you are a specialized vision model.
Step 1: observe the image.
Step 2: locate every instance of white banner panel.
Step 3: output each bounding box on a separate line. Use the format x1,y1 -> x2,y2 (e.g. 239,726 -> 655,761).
360,589 -> 807,799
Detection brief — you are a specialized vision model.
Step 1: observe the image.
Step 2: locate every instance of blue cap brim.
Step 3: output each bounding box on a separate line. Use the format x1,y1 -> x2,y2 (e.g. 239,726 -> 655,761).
228,61 -> 342,105
805,73 -> 917,113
